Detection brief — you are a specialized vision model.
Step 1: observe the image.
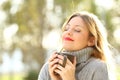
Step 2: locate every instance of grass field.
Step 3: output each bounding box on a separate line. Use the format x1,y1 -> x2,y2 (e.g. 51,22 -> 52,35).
117,66 -> 120,80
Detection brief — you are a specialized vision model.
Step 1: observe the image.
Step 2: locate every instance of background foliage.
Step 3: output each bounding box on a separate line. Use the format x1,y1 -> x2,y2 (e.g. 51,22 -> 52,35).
0,0 -> 120,80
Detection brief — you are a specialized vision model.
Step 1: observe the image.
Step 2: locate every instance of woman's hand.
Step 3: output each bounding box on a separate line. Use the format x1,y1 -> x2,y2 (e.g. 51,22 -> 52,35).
54,54 -> 76,80
48,52 -> 61,80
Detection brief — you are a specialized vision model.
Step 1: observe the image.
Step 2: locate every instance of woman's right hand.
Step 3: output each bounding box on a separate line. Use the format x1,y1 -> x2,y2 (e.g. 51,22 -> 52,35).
48,52 -> 61,80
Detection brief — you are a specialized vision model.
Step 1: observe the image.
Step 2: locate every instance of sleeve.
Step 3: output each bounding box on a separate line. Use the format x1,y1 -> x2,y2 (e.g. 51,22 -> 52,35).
92,62 -> 109,80
38,62 -> 51,80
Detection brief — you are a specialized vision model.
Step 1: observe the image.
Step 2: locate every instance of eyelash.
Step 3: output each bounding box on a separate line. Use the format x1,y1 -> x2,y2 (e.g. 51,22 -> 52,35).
64,27 -> 81,32
74,29 -> 80,32
64,28 -> 68,31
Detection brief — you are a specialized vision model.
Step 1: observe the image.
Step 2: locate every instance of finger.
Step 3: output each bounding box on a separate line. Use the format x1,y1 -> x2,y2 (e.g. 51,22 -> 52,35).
57,58 -> 64,67
54,68 -> 61,74
57,54 -> 64,60
55,64 -> 64,72
49,52 -> 58,62
51,64 -> 58,71
49,64 -> 58,75
49,58 -> 59,68
57,59 -> 63,65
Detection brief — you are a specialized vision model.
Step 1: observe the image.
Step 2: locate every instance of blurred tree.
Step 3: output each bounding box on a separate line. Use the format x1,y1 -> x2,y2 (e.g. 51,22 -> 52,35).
2,0 -> 46,71
14,0 -> 46,70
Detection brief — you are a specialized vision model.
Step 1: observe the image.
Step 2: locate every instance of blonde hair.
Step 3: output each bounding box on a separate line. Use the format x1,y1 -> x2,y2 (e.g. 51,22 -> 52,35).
62,11 -> 116,80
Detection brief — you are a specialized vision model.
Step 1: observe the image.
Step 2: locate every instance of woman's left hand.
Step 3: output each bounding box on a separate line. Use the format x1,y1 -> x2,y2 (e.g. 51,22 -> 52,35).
54,54 -> 76,80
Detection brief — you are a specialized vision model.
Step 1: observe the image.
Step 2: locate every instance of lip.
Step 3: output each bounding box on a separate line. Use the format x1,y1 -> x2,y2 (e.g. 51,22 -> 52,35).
64,37 -> 74,41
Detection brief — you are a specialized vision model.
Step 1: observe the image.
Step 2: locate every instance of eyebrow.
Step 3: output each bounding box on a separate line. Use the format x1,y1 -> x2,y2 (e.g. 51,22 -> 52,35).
67,23 -> 80,26
67,23 -> 83,28
75,25 -> 82,27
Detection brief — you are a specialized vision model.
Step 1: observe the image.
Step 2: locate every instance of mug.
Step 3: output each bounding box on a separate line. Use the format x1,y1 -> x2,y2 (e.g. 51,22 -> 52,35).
57,52 -> 75,67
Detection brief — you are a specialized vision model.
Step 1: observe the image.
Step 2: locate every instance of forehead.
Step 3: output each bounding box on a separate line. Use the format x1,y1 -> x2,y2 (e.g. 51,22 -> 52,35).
67,16 -> 86,28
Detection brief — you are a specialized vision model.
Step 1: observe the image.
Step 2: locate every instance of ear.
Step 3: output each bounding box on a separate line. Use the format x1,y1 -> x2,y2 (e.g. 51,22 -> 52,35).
88,36 -> 95,46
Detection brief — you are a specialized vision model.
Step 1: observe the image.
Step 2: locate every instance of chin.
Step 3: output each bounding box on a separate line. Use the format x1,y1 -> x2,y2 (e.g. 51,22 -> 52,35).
63,45 -> 86,51
63,46 -> 74,51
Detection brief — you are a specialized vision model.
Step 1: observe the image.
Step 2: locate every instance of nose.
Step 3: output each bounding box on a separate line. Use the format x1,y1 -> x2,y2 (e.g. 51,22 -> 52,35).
66,29 -> 72,35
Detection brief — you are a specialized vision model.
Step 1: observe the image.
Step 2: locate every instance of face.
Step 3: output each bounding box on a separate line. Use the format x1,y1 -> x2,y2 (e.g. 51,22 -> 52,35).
62,16 -> 91,51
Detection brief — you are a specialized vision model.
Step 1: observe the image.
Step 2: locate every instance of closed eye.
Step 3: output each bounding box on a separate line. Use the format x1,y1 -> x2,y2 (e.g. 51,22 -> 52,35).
74,29 -> 81,32
64,24 -> 70,31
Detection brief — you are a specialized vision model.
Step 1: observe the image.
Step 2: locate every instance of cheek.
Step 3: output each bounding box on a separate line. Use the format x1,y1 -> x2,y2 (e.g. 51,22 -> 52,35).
75,34 -> 89,44
61,32 -> 66,40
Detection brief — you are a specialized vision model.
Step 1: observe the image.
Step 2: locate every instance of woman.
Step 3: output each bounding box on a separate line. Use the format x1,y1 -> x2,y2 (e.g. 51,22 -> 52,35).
38,11 -> 114,80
